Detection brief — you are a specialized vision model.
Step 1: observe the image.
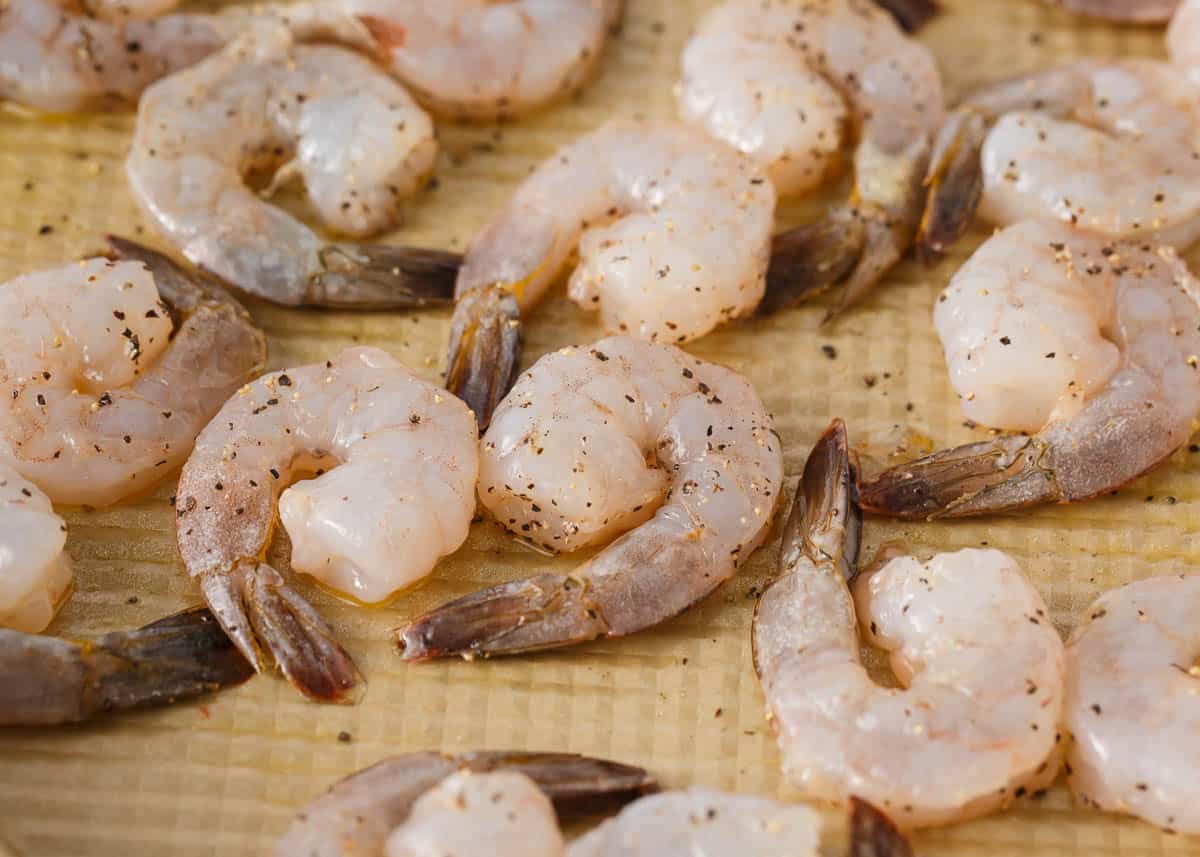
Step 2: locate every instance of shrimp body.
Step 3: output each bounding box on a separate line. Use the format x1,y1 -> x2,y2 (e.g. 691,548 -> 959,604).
1064,576 -> 1200,834
446,120 -> 774,425
861,221 -> 1200,518
1169,0 -> 1200,86
0,460 -> 70,633
401,336 -> 783,659
176,346 -> 478,700
348,0 -> 622,120
127,22 -> 460,308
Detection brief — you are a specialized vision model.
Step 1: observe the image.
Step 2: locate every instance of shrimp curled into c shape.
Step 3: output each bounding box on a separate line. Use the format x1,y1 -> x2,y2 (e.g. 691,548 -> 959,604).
401,336 -> 784,660
175,346 -> 479,702
126,21 -> 462,309
859,220 -> 1200,519
444,119 -> 776,428
1064,575 -> 1200,835
678,0 -> 945,318
754,420 -> 1065,827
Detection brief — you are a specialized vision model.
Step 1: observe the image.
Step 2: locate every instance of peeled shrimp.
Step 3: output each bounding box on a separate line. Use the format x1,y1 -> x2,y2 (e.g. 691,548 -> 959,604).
344,0 -> 623,120
0,237 -> 265,508
755,421 -> 1065,827
1169,0 -> 1200,85
127,20 -> 461,308
1064,575 -> 1200,835
276,750 -> 655,857
175,346 -> 478,701
401,336 -> 782,660
1041,0 -> 1180,21
0,460 -> 70,633
860,220 -> 1200,518
678,0 -> 944,317
919,60 -> 1200,259
444,119 -> 775,427
0,606 -> 253,726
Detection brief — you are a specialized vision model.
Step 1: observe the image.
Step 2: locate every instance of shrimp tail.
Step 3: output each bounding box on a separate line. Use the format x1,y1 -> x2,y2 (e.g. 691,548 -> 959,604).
444,284 -> 524,431
871,0 -> 942,32
304,244 -> 461,309
200,564 -> 363,703
857,435 -> 1064,520
781,418 -> 861,582
849,797 -> 914,856
915,108 -> 989,264
760,214 -> 866,315
823,208 -> 908,325
0,607 -> 254,726
396,573 -> 608,660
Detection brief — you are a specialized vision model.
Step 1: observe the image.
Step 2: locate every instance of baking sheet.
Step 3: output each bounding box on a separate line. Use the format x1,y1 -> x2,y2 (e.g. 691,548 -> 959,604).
1,1 -> 1197,854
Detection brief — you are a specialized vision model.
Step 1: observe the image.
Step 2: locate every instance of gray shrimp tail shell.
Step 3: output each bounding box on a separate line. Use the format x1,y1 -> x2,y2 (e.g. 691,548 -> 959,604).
0,606 -> 254,726
444,283 -> 524,431
201,564 -> 363,703
871,0 -> 942,32
785,418 -> 862,582
915,107 -> 988,264
305,244 -> 461,309
849,796 -> 914,856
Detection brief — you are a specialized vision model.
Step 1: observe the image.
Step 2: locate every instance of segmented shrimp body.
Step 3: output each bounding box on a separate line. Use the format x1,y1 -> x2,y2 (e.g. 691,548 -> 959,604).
347,0 -> 623,120
176,346 -> 478,701
679,0 -> 944,317
0,460 -> 70,633
445,119 -> 775,426
755,422 -> 1064,827
920,61 -> 1200,258
127,21 -> 461,308
401,336 -> 783,659
1169,0 -> 1200,85
860,221 -> 1200,518
1064,576 -> 1200,835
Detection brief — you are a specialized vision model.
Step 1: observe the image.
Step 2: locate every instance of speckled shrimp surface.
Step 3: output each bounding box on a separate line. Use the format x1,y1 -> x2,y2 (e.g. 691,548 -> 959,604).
758,547 -> 1065,827
126,21 -> 441,305
678,0 -> 943,197
400,336 -> 782,659
567,787 -> 821,857
176,346 -> 477,699
1064,576 -> 1200,835
0,255 -> 264,507
0,460 -> 70,633
1169,0 -> 1200,85
456,119 -> 775,343
344,0 -> 622,120
385,771 -> 563,857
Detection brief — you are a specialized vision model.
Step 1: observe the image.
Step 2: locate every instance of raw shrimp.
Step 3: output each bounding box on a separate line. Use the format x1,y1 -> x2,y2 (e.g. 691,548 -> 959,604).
754,420 -> 1065,827
0,460 -> 70,633
1041,0 -> 1180,21
0,237 -> 266,508
126,20 -> 462,308
400,336 -> 783,660
175,346 -> 479,701
859,220 -> 1200,518
444,119 -> 775,427
1169,0 -> 1200,85
0,606 -> 254,726
275,750 -> 655,857
918,60 -> 1200,260
678,0 -> 944,318
345,0 -> 623,120
1063,575 -> 1200,835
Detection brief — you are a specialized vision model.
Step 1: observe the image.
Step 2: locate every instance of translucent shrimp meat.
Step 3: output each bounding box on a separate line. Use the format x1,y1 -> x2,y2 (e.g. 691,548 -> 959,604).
0,460 -> 70,633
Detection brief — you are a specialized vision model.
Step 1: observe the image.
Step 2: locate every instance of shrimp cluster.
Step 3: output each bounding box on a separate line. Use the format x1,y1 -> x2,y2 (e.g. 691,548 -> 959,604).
860,220 -> 1200,518
401,336 -> 783,659
678,0 -> 944,317
755,421 -> 1065,826
175,346 -> 478,701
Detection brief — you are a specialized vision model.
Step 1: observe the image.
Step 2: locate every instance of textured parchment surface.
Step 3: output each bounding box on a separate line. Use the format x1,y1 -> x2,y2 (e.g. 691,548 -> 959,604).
1,1 -> 1198,854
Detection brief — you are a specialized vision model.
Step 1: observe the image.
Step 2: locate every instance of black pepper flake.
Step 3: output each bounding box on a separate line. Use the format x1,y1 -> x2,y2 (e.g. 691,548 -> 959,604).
682,367 -> 693,378
821,344 -> 837,359
277,374 -> 292,386
97,392 -> 113,407
337,731 -> 352,743
270,468 -> 280,479
113,310 -> 126,320
999,336 -> 1011,345
36,394 -> 46,407
591,350 -> 609,361
1091,704 -> 1102,715
38,225 -> 53,236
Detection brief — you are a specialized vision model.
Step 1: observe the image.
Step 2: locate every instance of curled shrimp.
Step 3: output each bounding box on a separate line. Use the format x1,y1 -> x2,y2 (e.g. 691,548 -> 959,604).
1063,575 -> 1200,835
754,420 -> 1065,827
1041,0 -> 1180,21
400,336 -> 783,660
0,460 -> 70,633
346,0 -> 623,121
917,60 -> 1200,260
444,119 -> 775,427
126,20 -> 461,309
0,606 -> 254,726
1169,0 -> 1200,85
275,750 -> 655,857
859,220 -> 1200,518
175,346 -> 479,702
678,0 -> 944,319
